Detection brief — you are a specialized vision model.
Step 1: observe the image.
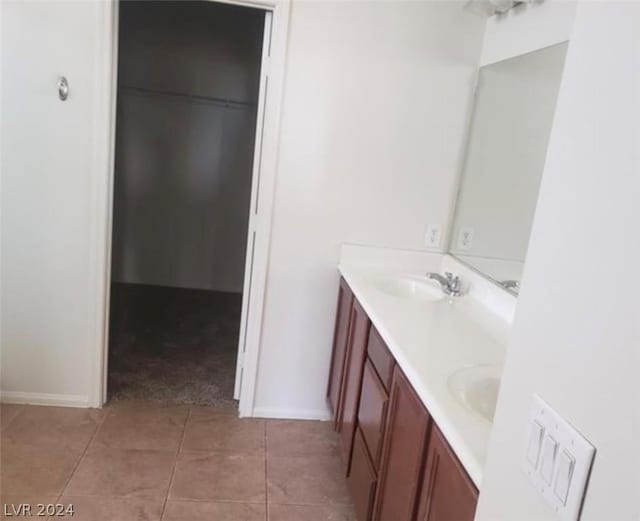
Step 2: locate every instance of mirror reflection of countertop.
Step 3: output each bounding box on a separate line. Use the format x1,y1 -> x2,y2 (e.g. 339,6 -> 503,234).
338,245 -> 514,487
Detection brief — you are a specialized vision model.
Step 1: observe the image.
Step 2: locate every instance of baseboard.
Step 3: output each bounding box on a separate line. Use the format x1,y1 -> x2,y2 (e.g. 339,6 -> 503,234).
0,391 -> 91,408
250,406 -> 332,421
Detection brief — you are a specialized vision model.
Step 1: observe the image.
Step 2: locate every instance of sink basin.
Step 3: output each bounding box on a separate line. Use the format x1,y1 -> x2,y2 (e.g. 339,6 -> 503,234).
375,274 -> 444,302
448,365 -> 501,423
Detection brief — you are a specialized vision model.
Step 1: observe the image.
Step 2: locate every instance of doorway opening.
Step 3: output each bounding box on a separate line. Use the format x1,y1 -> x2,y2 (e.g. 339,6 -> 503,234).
107,0 -> 267,409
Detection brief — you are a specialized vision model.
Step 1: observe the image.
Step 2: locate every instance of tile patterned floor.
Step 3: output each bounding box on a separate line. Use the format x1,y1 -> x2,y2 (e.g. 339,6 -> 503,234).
0,402 -> 355,521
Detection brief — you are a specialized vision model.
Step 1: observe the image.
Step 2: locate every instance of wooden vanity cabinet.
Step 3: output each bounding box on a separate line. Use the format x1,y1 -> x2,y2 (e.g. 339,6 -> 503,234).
327,277 -> 354,424
326,278 -> 478,521
416,426 -> 478,521
338,299 -> 371,472
373,366 -> 431,521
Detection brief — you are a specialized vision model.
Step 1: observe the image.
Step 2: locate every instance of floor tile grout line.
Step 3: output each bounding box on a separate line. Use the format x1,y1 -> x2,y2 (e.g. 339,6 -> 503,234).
160,405 -> 192,520
41,492 -> 270,504
55,407 -> 111,503
0,404 -> 27,432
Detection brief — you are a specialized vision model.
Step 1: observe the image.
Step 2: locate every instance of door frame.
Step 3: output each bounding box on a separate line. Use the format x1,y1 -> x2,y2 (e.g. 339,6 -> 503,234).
89,0 -> 291,417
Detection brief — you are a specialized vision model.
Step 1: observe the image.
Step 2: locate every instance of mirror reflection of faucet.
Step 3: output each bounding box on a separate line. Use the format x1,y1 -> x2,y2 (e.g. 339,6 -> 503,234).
499,279 -> 520,293
426,272 -> 462,297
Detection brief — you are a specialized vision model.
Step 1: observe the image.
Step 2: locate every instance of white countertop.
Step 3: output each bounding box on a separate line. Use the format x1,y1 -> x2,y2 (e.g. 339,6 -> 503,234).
339,249 -> 511,487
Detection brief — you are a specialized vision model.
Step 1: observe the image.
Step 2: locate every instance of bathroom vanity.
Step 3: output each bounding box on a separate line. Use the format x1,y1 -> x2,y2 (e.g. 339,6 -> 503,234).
325,40 -> 566,521
327,246 -> 512,521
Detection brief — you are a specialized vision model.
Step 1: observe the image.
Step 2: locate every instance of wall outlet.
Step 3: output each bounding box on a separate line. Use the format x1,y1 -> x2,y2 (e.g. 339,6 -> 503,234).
424,224 -> 442,248
523,394 -> 596,521
457,227 -> 474,251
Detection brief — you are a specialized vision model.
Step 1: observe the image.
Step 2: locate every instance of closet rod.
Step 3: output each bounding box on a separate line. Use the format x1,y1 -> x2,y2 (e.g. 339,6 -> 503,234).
119,85 -> 257,109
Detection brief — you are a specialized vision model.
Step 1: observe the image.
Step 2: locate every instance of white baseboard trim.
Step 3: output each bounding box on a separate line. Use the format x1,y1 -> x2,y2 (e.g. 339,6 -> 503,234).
250,406 -> 332,421
0,391 -> 91,408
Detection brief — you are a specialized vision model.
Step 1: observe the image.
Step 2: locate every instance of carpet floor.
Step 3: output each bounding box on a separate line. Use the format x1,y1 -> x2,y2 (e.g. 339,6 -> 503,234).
108,283 -> 241,408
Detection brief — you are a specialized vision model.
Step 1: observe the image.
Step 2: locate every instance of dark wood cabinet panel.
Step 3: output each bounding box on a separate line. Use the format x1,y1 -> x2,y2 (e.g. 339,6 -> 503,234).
347,427 -> 378,521
358,358 -> 389,469
327,277 -> 354,425
327,278 -> 477,521
373,366 -> 431,521
367,326 -> 395,391
338,299 -> 371,472
416,426 -> 478,521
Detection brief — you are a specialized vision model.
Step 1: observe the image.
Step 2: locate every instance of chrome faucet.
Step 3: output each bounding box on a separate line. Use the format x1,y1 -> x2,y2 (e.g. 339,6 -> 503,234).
500,280 -> 520,292
426,272 -> 462,297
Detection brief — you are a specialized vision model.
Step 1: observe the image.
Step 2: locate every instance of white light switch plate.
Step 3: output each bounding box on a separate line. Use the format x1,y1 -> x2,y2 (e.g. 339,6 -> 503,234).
523,395 -> 596,521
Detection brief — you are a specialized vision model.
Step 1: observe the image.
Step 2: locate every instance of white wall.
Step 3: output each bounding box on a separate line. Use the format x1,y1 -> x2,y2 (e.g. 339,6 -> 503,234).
480,0 -> 576,66
1,1 -> 111,406
476,3 -> 640,520
252,0 -> 486,418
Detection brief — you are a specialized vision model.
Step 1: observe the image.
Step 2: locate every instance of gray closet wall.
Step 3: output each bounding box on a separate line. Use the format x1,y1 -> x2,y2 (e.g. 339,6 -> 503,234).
112,1 -> 264,293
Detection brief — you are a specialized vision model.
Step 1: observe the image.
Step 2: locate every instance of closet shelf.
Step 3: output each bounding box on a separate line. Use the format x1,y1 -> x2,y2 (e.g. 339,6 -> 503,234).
119,85 -> 257,109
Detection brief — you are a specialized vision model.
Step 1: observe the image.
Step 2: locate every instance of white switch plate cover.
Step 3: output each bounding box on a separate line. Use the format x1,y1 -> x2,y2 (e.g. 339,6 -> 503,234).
457,227 -> 474,251
424,224 -> 442,248
523,394 -> 596,521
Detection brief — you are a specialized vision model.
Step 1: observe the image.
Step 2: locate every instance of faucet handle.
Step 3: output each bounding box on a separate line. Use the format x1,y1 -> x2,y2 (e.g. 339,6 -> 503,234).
445,272 -> 462,295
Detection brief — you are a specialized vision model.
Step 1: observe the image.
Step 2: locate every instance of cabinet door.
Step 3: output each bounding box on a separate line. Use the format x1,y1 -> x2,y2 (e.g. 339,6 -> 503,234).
358,358 -> 389,469
327,277 -> 354,424
416,426 -> 478,521
347,427 -> 377,521
338,299 -> 370,472
373,366 -> 430,521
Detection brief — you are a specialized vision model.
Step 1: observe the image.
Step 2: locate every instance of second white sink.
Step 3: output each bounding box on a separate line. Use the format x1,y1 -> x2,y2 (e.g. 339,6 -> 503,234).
375,274 -> 444,302
448,364 -> 501,423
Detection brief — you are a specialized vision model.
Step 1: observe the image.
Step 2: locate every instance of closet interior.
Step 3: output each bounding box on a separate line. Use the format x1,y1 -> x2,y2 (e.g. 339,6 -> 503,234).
108,1 -> 265,407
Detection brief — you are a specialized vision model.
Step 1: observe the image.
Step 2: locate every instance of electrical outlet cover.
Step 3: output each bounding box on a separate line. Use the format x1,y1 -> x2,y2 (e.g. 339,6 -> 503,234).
425,224 -> 442,248
457,227 -> 474,251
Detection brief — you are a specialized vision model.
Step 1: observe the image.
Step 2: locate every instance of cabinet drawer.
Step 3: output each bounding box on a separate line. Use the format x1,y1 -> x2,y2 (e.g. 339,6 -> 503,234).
358,357 -> 389,469
367,326 -> 395,391
347,427 -> 377,521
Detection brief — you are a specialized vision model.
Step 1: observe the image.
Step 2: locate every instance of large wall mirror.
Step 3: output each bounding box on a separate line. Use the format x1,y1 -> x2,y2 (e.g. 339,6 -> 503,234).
449,42 -> 569,295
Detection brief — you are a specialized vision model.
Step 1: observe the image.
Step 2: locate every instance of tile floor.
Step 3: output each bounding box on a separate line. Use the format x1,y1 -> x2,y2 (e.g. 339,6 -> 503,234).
0,402 -> 355,520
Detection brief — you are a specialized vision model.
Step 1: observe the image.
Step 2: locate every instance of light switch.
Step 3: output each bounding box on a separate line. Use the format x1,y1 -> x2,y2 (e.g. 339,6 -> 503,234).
539,435 -> 558,485
554,450 -> 575,505
523,394 -> 596,521
526,421 -> 544,467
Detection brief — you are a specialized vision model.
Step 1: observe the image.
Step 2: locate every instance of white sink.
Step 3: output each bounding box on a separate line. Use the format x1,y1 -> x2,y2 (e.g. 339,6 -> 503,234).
375,274 -> 444,302
448,365 -> 501,423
